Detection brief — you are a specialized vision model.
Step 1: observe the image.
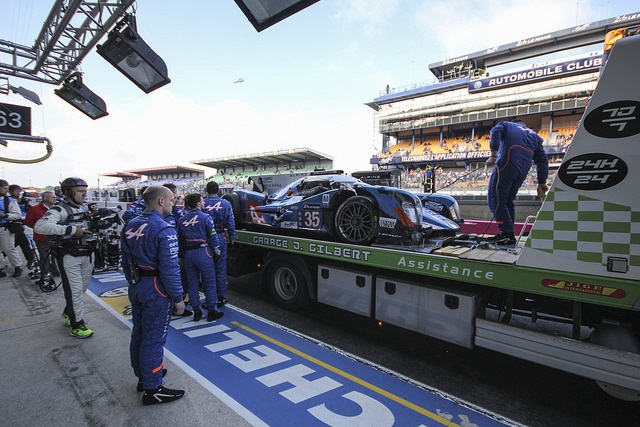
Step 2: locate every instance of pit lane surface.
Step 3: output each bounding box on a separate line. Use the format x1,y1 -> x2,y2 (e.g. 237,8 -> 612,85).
90,271 -> 514,427
225,272 -> 640,427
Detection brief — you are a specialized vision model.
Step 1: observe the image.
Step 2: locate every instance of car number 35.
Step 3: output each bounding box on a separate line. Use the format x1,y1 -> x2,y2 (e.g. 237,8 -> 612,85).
303,211 -> 321,228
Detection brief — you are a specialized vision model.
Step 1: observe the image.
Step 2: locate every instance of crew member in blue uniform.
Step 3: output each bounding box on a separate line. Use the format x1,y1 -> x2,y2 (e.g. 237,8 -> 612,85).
121,185 -> 186,405
122,186 -> 148,224
203,181 -> 236,307
486,119 -> 549,245
161,183 -> 182,227
177,193 -> 223,322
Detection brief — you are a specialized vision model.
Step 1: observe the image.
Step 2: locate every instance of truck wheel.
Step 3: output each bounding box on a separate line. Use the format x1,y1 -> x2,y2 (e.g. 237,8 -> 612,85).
266,258 -> 311,311
590,324 -> 640,401
334,196 -> 379,245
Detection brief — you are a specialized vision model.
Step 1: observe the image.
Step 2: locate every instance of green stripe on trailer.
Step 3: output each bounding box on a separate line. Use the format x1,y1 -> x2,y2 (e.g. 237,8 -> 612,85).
236,230 -> 640,310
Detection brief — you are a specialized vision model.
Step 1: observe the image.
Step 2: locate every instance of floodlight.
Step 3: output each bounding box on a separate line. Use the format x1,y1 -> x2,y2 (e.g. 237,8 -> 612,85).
96,14 -> 170,93
54,73 -> 109,120
234,0 -> 321,32
0,78 -> 42,105
9,85 -> 42,105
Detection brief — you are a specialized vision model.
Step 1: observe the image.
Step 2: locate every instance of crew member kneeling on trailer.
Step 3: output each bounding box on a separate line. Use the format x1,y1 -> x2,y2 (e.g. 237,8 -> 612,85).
121,185 -> 186,405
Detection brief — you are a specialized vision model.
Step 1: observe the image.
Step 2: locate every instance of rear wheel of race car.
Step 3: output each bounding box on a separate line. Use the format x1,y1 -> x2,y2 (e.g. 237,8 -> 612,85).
265,255 -> 312,311
222,193 -> 241,229
334,196 -> 379,245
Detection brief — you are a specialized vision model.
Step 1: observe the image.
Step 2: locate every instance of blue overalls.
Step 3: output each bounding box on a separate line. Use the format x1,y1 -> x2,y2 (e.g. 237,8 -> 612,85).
203,196 -> 236,299
488,121 -> 548,234
121,210 -> 183,391
177,208 -> 221,312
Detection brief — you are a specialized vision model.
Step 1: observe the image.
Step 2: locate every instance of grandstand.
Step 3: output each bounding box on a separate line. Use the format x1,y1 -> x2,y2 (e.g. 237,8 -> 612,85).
191,147 -> 334,188
100,165 -> 205,202
97,149 -> 334,202
367,12 -> 640,194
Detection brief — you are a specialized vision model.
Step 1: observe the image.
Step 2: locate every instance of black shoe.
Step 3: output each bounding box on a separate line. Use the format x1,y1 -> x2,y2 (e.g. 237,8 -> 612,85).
207,310 -> 224,322
12,267 -> 22,278
490,232 -> 516,245
137,368 -> 167,392
0,270 -> 6,278
193,309 -> 202,322
27,260 -> 36,269
216,296 -> 228,308
142,385 -> 184,405
173,308 -> 193,317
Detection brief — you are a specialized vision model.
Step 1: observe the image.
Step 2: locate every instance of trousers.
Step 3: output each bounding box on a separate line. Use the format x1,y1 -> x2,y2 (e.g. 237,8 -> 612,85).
56,253 -> 92,328
129,277 -> 172,391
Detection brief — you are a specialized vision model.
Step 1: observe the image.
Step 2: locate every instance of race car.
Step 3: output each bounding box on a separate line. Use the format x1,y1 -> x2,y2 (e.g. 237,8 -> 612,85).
224,173 -> 458,246
415,192 -> 462,236
351,169 -> 461,236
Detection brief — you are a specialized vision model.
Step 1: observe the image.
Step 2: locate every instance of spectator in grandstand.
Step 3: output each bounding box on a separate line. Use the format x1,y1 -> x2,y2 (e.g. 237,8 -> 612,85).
486,119 -> 549,245
177,193 -> 223,322
203,181 -> 236,308
122,186 -> 148,224
0,179 -> 25,278
24,191 -> 60,280
121,185 -> 186,405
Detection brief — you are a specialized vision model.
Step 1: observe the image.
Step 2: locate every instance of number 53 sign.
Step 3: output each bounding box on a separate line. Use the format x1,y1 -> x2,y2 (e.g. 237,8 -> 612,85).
0,103 -> 31,136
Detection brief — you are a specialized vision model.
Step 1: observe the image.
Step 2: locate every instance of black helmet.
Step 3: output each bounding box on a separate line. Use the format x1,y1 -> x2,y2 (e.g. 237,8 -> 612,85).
60,177 -> 88,200
60,177 -> 88,191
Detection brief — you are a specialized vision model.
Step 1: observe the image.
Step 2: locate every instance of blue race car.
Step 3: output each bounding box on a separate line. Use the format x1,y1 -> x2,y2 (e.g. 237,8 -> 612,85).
224,173 -> 456,246
415,192 -> 461,237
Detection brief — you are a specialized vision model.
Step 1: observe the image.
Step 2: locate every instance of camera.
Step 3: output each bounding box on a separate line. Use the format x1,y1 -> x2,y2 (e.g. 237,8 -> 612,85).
86,205 -> 123,270
87,205 -> 123,232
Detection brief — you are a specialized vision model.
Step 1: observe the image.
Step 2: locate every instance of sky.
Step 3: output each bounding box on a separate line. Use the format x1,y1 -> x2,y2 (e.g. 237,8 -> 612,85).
1,0 -> 638,189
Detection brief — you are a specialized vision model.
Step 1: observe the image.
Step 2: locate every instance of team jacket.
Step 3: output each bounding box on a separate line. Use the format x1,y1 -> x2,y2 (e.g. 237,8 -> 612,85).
121,210 -> 184,303
177,208 -> 220,258
122,199 -> 146,224
489,121 -> 549,184
203,195 -> 236,238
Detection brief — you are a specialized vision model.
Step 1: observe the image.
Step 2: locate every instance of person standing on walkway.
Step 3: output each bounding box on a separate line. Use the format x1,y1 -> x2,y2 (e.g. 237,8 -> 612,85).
486,119 -> 549,245
121,185 -> 186,405
203,181 -> 236,307
24,191 -> 60,283
35,177 -> 94,338
122,186 -> 148,224
178,193 -> 223,322
0,179 -> 25,278
8,184 -> 36,269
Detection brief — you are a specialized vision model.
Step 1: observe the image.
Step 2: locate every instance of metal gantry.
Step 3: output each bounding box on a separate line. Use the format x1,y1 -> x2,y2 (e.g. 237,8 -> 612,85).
0,0 -> 135,85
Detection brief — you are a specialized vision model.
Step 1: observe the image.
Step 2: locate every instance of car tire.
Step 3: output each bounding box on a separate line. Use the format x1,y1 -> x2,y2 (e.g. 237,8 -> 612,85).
222,193 -> 241,229
334,196 -> 379,245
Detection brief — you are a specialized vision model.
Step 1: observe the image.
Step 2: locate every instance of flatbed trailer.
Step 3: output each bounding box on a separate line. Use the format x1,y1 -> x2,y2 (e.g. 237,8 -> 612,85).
227,35 -> 640,400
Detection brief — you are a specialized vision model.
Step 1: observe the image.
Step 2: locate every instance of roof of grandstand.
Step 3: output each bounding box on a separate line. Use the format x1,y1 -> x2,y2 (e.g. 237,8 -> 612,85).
191,147 -> 334,170
428,12 -> 640,79
100,172 -> 142,179
123,165 -> 205,177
